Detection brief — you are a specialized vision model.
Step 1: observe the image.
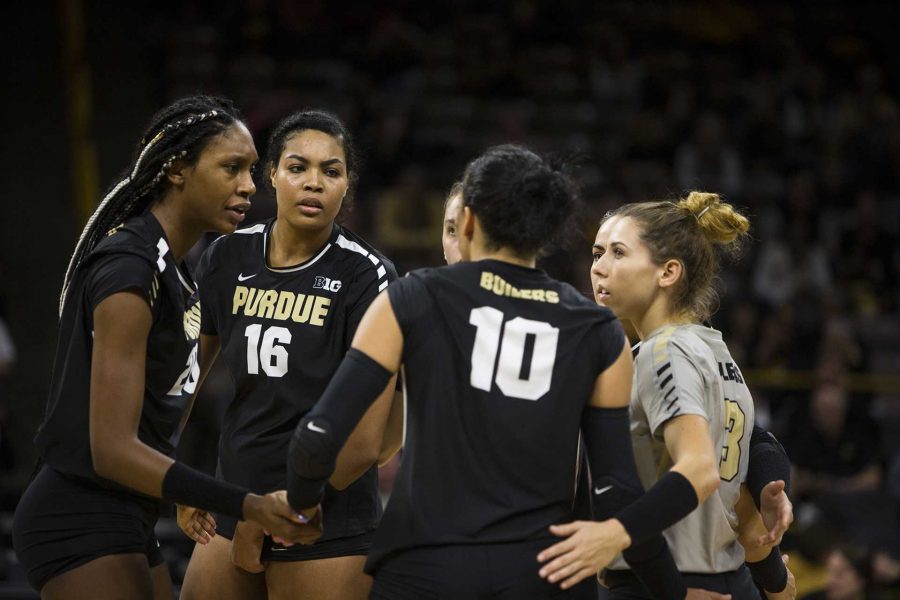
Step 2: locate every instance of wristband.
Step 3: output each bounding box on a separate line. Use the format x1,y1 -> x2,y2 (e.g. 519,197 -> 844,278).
161,462 -> 248,520
747,547 -> 788,593
616,471 -> 698,546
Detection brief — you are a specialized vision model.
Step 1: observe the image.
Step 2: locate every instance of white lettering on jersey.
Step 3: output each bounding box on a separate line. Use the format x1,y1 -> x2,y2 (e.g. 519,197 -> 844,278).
156,239 -> 169,272
313,276 -> 342,292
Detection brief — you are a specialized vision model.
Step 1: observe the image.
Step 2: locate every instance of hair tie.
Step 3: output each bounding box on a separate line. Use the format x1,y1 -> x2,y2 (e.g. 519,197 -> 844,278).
696,206 -> 711,221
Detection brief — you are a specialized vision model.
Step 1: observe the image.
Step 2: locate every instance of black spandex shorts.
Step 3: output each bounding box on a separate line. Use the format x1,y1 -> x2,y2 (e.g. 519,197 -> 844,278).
216,513 -> 374,562
12,466 -> 164,591
370,538 -> 598,600
605,566 -> 762,600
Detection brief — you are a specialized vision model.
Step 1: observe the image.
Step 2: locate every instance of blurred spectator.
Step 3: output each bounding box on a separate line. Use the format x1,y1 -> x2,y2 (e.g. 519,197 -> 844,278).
790,382 -> 881,498
375,165 -> 445,272
838,189 -> 898,315
673,110 -> 743,198
752,221 -> 832,309
800,545 -> 873,600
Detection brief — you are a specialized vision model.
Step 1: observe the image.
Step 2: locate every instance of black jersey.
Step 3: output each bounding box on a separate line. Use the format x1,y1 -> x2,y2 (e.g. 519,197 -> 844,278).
197,219 -> 397,540
36,212 -> 202,488
368,259 -> 624,572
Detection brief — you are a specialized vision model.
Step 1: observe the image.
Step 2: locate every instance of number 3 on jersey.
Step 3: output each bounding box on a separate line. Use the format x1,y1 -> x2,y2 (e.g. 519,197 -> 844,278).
719,399 -> 745,481
245,324 -> 291,377
469,306 -> 559,401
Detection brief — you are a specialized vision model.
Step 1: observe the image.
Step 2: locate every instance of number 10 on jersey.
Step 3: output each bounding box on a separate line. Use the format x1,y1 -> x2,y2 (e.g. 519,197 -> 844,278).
468,306 -> 559,401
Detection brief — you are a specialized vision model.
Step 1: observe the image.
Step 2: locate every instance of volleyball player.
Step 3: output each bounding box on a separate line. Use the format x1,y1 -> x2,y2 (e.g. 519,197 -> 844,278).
178,110 -> 398,600
441,180 -> 463,265
285,145 -> 743,598
11,96 -> 313,600
540,193 -> 792,598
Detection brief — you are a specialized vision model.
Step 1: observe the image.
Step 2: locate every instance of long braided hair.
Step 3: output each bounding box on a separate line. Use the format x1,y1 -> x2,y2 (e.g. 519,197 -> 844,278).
59,95 -> 244,316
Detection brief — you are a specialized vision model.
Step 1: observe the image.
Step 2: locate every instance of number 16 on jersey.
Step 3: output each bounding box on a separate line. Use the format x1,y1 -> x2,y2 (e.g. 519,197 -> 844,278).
468,306 -> 559,401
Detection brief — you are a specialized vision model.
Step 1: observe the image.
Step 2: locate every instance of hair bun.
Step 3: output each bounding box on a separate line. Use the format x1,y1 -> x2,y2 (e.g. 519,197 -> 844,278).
460,144 -> 578,256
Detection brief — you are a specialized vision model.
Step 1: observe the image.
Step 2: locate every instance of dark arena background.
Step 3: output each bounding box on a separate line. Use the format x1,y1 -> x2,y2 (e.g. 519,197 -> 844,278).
2,1 -> 899,598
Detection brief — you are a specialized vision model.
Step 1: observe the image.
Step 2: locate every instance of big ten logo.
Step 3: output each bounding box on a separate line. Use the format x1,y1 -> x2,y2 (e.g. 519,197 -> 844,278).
313,276 -> 342,292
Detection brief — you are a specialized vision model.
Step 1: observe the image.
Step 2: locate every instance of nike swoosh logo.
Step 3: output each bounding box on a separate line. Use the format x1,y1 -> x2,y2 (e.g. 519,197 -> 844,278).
594,485 -> 613,496
238,273 -> 257,282
307,421 -> 326,434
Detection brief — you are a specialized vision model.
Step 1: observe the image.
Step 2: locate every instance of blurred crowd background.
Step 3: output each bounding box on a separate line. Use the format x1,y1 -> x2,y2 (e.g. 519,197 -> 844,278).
1,1 -> 899,598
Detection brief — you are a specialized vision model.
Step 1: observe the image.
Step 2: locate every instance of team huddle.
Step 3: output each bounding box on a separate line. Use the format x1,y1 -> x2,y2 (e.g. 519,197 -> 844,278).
12,95 -> 796,600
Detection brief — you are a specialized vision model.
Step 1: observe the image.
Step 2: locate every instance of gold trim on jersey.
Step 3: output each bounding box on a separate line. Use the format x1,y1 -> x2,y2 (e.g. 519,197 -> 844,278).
651,326 -> 677,365
183,303 -> 201,340
150,273 -> 159,308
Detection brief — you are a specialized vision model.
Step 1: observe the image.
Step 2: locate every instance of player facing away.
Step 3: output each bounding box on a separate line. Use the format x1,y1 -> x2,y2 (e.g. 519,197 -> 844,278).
558,193 -> 794,599
12,96 -> 313,600
178,110 -> 399,600
284,145 -> 729,599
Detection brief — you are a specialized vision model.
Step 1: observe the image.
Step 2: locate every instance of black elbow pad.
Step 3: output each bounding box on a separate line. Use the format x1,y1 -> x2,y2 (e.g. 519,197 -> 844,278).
287,416 -> 341,509
288,415 -> 341,479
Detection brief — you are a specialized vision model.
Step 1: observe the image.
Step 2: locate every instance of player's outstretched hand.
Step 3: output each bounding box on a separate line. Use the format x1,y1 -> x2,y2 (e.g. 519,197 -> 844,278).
176,505 -> 217,544
757,481 -> 793,547
686,589 -> 732,599
244,490 -> 323,545
537,519 -> 630,590
764,555 -> 797,600
232,520 -> 266,573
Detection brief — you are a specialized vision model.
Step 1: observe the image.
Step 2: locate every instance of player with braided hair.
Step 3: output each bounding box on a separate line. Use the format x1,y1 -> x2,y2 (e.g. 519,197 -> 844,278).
12,95 -> 315,600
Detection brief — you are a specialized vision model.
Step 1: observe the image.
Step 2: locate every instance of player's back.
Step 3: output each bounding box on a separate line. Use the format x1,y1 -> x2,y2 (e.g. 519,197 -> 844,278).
370,259 -> 623,572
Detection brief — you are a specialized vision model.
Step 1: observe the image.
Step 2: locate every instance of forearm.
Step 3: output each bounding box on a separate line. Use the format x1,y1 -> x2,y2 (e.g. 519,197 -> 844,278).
735,490 -> 772,562
92,435 -> 250,519
581,406 -> 687,599
661,415 -> 720,503
91,434 -> 174,497
747,426 -> 791,508
287,348 -> 393,509
177,335 -> 221,435
380,389 -> 405,464
617,415 -> 719,546
330,375 -> 398,489
669,451 -> 720,504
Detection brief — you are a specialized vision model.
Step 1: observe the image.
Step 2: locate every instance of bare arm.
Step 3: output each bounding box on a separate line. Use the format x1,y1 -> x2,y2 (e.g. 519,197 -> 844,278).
351,291 -> 404,371
736,485 -> 796,598
91,292 -> 315,544
378,389 -> 405,466
329,372 -> 398,489
175,333 -> 222,544
177,333 -> 221,434
589,339 -> 633,409
735,485 -> 774,562
663,414 -> 721,503
327,291 -> 403,488
286,291 -> 404,509
89,290 -> 178,496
